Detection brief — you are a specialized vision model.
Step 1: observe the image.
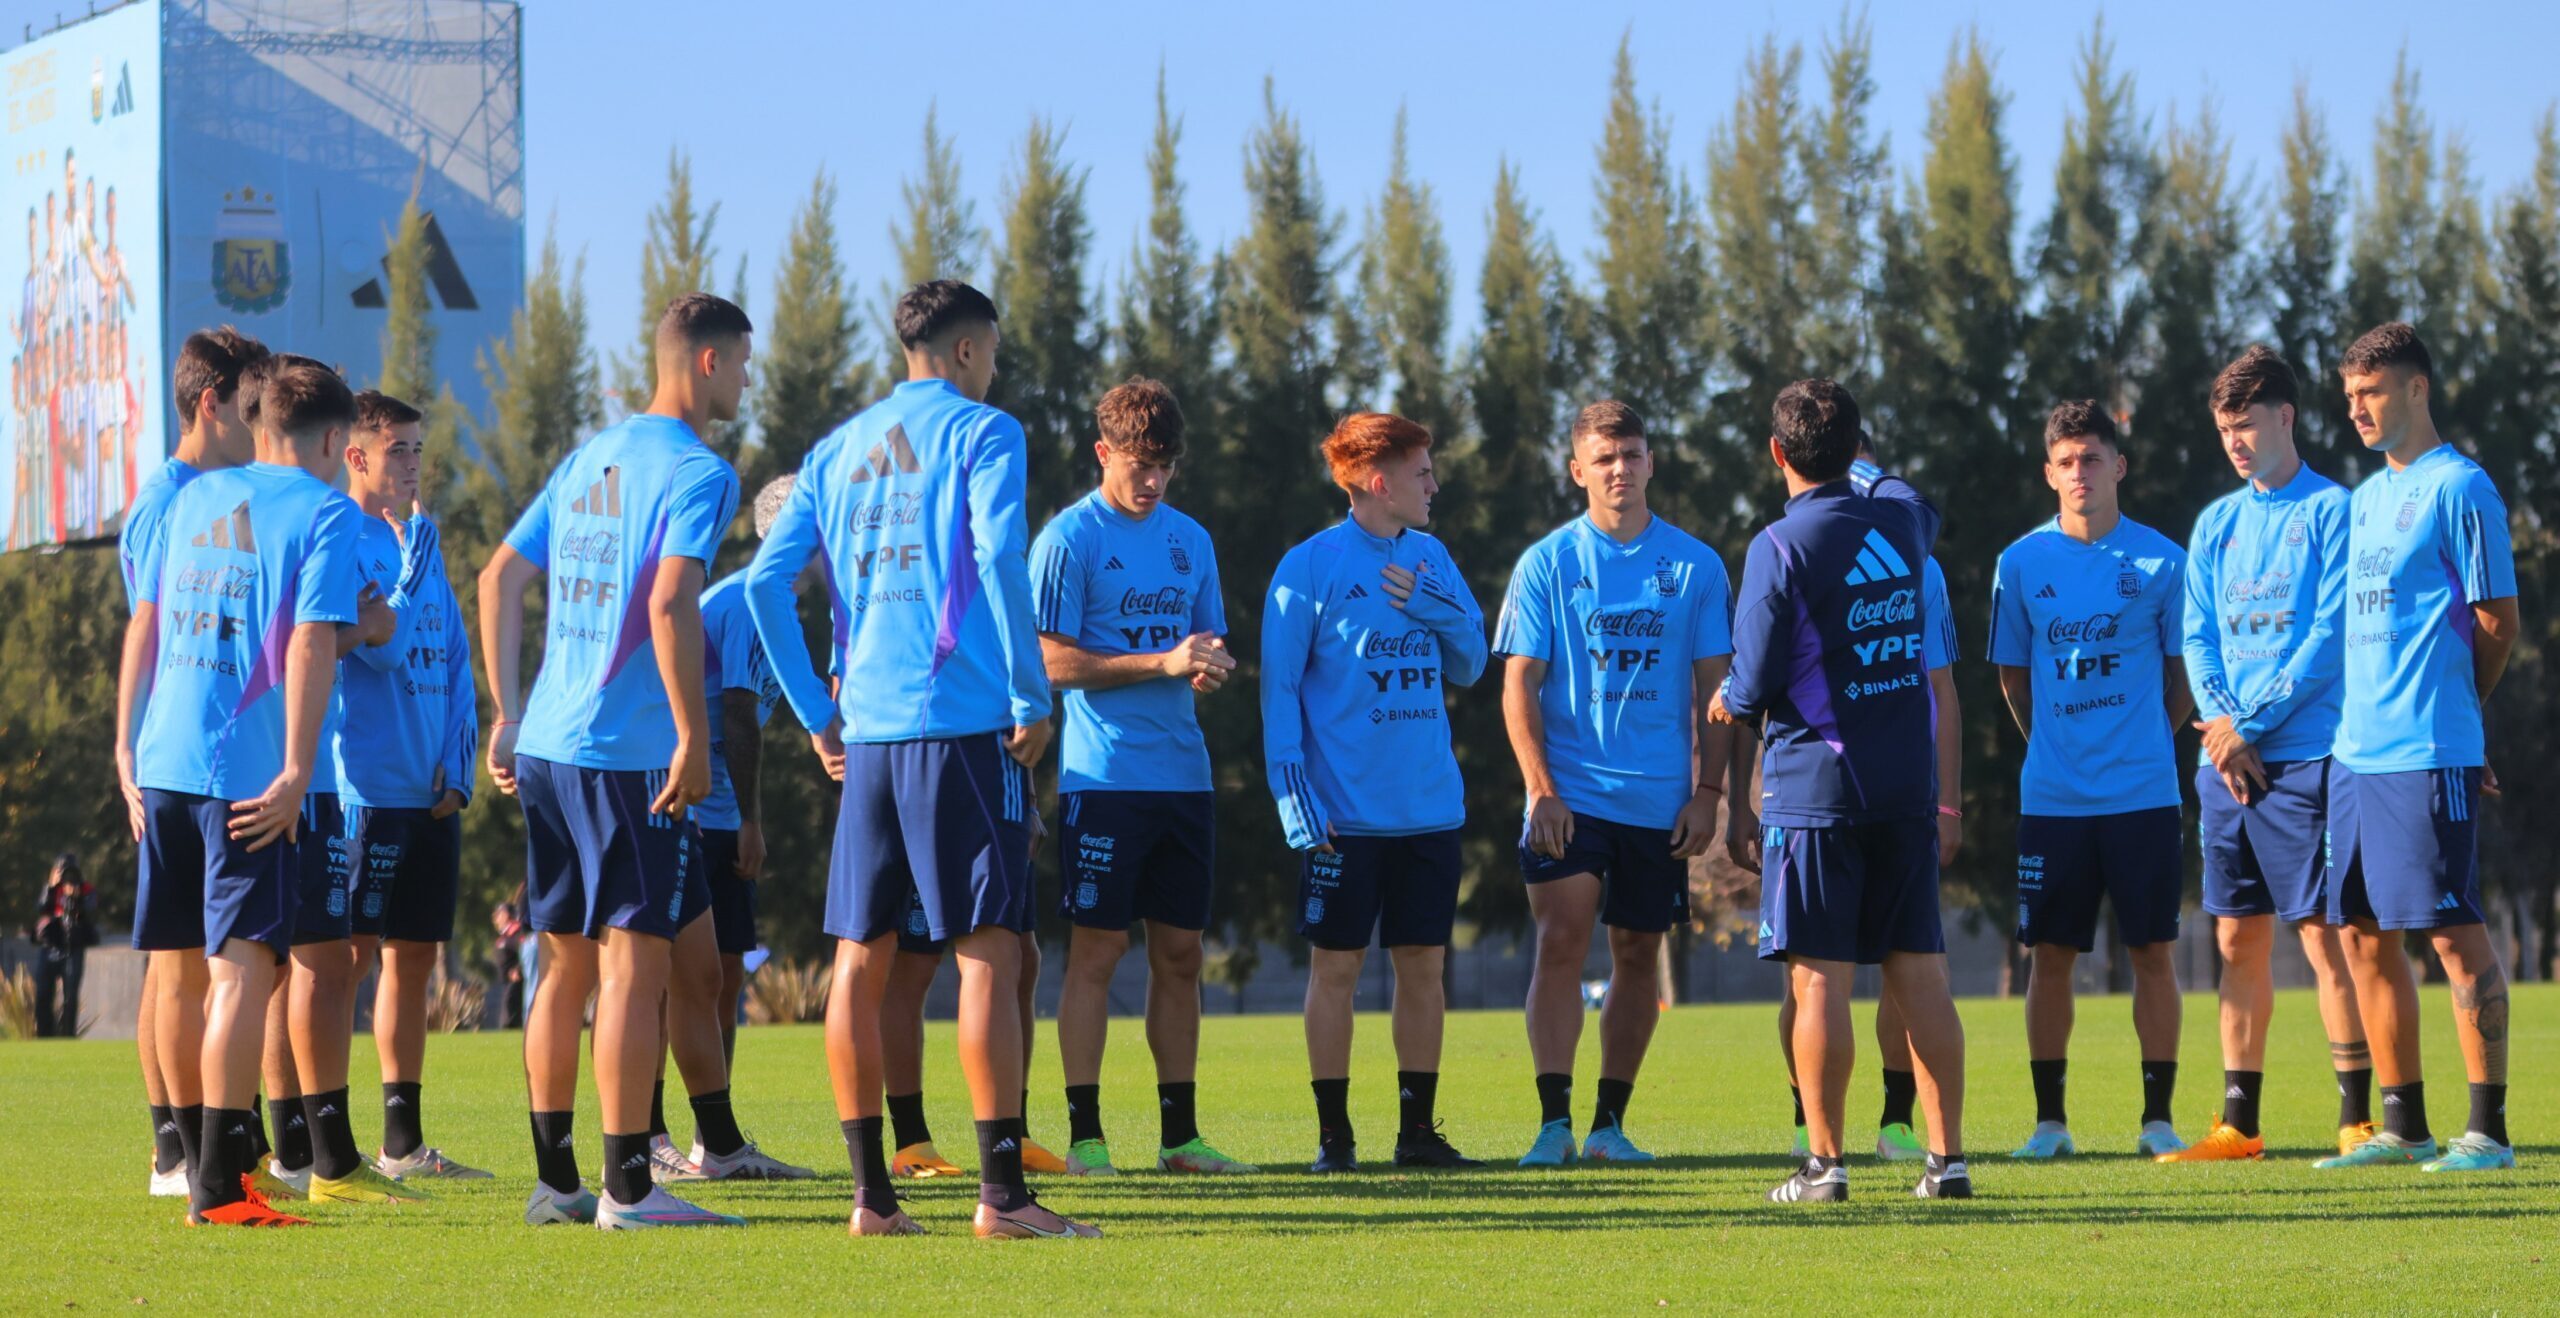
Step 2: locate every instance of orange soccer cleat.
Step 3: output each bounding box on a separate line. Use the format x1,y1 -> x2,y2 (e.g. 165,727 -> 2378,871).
2155,1120 -> 2264,1163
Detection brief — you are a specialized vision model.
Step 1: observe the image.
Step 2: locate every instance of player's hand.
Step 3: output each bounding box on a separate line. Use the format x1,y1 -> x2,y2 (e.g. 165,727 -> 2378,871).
116,750 -> 146,842
1937,812 -> 1961,867
356,580 -> 395,647
1706,690 -> 1735,725
1313,823 -> 1338,857
1668,790 -> 1719,860
1380,563 -> 1419,608
735,819 -> 766,880
1027,809 -> 1049,844
2196,715 -> 2254,773
2483,762 -> 2502,799
1524,792 -> 1574,860
1725,803 -> 1762,874
655,738 -> 711,819
228,770 -> 310,852
1160,632 -> 1237,683
2226,744 -> 2271,799
430,786 -> 464,820
1005,719 -> 1053,769
813,718 -> 846,782
487,720 -> 520,795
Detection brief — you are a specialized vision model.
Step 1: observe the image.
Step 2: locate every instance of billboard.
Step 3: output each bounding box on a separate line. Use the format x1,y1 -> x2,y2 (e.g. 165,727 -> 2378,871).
1,2 -> 164,551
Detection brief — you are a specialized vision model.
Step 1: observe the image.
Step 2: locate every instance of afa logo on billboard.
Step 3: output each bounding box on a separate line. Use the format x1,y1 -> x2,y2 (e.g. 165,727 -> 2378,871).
88,57 -> 133,123
213,188 -> 290,315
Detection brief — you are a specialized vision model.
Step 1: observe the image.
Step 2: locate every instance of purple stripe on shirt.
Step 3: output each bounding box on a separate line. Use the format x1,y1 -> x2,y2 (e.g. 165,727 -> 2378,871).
232,574 -> 299,716
932,500 -> 979,676
602,514 -> 670,685
2441,555 -> 2474,649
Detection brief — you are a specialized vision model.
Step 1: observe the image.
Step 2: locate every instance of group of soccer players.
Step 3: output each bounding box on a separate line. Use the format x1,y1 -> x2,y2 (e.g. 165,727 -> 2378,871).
112,269 -> 2521,1233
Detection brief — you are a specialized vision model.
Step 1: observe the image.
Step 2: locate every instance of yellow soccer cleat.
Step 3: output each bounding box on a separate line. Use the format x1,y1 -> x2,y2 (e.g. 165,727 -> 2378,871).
2339,1122 -> 2377,1158
310,1164 -> 430,1205
247,1165 -> 305,1202
2155,1119 -> 2264,1163
890,1141 -> 964,1179
1019,1139 -> 1069,1175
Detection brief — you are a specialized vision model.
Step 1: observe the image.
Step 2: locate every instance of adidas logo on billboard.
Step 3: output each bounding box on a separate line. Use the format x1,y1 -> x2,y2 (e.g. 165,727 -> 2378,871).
191,501 -> 257,553
849,425 -> 922,483
570,466 -> 622,517
1842,529 -> 1911,586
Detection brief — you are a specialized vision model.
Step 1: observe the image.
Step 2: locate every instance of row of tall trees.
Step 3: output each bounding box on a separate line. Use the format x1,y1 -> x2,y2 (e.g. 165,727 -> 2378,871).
18,18 -> 2560,990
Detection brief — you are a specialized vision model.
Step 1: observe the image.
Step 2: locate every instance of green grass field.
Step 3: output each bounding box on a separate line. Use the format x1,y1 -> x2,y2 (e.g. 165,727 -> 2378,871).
5,985 -> 2554,1313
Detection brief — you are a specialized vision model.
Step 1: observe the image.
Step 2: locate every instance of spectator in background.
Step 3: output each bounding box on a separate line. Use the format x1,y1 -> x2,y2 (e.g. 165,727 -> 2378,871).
492,902 -> 526,1030
31,853 -> 97,1037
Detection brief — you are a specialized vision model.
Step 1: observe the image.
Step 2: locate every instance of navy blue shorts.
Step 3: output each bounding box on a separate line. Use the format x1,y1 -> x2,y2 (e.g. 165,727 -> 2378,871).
2198,759 -> 2329,923
1058,790 -> 1214,932
700,828 -> 760,955
1298,830 -> 1462,951
135,788 -> 295,957
2326,765 -> 2483,931
1756,817 -> 1943,965
349,806 -> 461,944
516,756 -> 710,940
1518,812 -> 1690,934
826,734 -> 1033,944
895,890 -> 945,956
289,794 -> 353,946
2016,807 -> 2183,951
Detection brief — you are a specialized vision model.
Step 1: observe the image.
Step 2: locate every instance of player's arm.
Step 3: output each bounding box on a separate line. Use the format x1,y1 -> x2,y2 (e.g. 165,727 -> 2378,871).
1850,459 -> 1943,557
338,581 -> 391,658
1996,666 -> 2033,739
1387,544 -> 1487,686
1988,554 -> 2032,738
647,556 -> 713,817
476,544 -> 540,796
231,621 -> 337,851
1501,655 -> 1571,859
2161,655 -> 2194,732
2473,598 -> 2519,702
1722,713 -> 1760,873
1260,559 -> 1332,853
354,509 -> 441,672
1671,653 -> 1734,859
1041,633 -> 1231,691
433,593 -> 476,818
1931,664 -> 1962,866
969,416 -> 1054,767
2453,476 -> 2522,705
1709,535 -> 1783,723
113,602 -> 157,840
745,476 -> 837,748
720,687 -> 765,879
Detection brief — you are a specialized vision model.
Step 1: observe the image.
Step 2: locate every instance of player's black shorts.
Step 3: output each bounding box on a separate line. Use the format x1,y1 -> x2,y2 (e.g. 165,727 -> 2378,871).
349,806 -> 462,944
1298,830 -> 1462,951
1058,790 -> 1215,932
136,788 -> 295,958
288,793 -> 354,946
700,827 -> 761,955
2197,759 -> 2328,923
1518,811 -> 1689,933
517,756 -> 710,940
2015,807 -> 2183,951
1755,817 -> 1943,965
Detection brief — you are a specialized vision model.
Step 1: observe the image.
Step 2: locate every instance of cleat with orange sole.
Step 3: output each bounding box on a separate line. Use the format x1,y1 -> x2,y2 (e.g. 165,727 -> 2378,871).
1019,1139 -> 1069,1175
2155,1120 -> 2264,1163
2339,1122 -> 2377,1158
890,1142 -> 964,1179
191,1197 -> 313,1227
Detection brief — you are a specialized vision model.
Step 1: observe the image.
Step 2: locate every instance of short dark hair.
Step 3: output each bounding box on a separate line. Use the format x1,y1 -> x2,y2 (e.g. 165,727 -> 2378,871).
1770,379 -> 1864,482
893,279 -> 999,350
352,389 -> 424,440
2210,345 -> 2297,416
2340,321 -> 2434,385
172,326 -> 271,433
654,292 -> 754,355
1095,377 -> 1185,462
261,359 -> 357,445
1570,399 -> 1646,447
2044,399 -> 2120,452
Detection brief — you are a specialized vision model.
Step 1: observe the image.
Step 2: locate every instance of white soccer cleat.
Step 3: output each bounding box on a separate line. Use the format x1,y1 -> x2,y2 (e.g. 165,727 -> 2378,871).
376,1147 -> 494,1180
265,1158 -> 313,1196
596,1185 -> 746,1229
149,1161 -> 191,1198
690,1137 -> 816,1181
648,1133 -> 705,1183
524,1181 -> 599,1226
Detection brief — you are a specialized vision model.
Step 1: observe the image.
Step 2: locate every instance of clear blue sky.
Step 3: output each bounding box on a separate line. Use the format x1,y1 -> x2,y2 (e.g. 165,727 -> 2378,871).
12,0 -> 2560,358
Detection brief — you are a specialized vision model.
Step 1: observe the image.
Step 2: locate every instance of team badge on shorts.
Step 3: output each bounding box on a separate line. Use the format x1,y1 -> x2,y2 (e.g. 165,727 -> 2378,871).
905,904 -> 931,938
1304,897 -> 1325,924
1075,881 -> 1099,910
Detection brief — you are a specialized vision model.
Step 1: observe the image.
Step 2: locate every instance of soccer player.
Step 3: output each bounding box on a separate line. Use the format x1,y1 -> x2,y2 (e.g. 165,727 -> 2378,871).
1033,377 -> 1254,1178
1990,401 -> 2191,1160
1263,411 -> 1488,1174
331,389 -> 492,1181
133,356 -> 365,1225
116,327 -> 268,1198
2316,323 -> 2520,1172
1709,379 -> 1968,1203
2159,347 -> 2373,1164
1497,400 -> 1733,1168
479,292 -> 749,1229
748,279 -> 1095,1239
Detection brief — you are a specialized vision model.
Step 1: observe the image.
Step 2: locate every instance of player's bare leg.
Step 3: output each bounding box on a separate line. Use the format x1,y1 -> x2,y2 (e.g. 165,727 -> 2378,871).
1305,947 -> 1363,1169
2299,922 -> 2374,1147
2015,943 -> 2080,1157
825,933 -> 918,1235
1522,874 -> 1597,1164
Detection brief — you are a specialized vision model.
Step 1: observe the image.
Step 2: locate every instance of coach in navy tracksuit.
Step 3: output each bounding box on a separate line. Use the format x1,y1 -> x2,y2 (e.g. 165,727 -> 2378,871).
1710,378 -> 1970,1204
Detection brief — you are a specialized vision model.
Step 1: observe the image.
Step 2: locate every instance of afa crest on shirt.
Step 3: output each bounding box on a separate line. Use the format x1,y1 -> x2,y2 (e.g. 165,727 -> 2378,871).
2395,500 -> 2418,532
1168,536 -> 1191,576
2116,568 -> 2142,599
1652,557 -> 1680,597
2285,516 -> 2307,547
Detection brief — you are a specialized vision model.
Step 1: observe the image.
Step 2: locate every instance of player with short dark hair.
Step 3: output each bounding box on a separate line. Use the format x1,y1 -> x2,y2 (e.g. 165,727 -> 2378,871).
2157,347 -> 2373,1164
2315,323 -> 2521,1173
480,293 -> 750,1229
1499,399 -> 1735,1168
1709,378 -> 1969,1202
117,326 -> 269,1200
749,280 -> 1097,1239
1991,401 -> 2192,1161
1263,412 -> 1488,1174
1035,377 -> 1254,1178
133,355 -> 365,1226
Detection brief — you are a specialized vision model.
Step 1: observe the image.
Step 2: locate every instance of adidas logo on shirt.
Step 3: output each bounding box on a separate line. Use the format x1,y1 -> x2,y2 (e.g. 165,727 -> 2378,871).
569,466 -> 623,517
1346,584 -> 1369,599
2035,583 -> 2058,599
1569,576 -> 1594,591
191,500 -> 257,553
1103,556 -> 1125,571
1842,529 -> 1912,585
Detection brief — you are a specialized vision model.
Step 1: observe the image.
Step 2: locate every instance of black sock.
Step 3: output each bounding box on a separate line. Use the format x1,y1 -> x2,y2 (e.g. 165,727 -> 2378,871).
1880,1069 -> 1918,1129
977,1118 -> 1027,1210
887,1091 -> 931,1150
601,1131 -> 653,1205
2381,1082 -> 2430,1144
2338,1066 -> 2374,1127
1065,1083 -> 1104,1145
175,1103 -> 204,1177
2221,1070 -> 2265,1139
1158,1081 -> 1199,1149
2031,1059 -> 2068,1126
150,1104 -> 185,1174
306,1088 -> 361,1180
1926,1149 -> 1967,1175
1397,1070 -> 1439,1138
195,1106 -> 251,1213
273,1094 -> 312,1173
2141,1061 -> 2177,1127
2468,1083 -> 2509,1147
248,1095 -> 271,1161
649,1079 -> 669,1141
1593,1077 -> 1634,1132
1535,1072 -> 1572,1125
1789,1085 -> 1804,1129
841,1116 -> 898,1214
1312,1078 -> 1352,1146
688,1088 -> 746,1158
382,1081 -> 424,1160
529,1110 -> 580,1195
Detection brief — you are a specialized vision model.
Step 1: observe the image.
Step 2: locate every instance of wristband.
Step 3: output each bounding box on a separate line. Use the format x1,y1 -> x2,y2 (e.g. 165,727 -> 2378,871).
1937,805 -> 1962,819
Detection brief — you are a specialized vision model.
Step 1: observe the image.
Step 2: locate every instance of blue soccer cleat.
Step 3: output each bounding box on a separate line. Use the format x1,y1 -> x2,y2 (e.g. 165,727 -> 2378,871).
1582,1123 -> 1656,1163
1518,1119 -> 1577,1168
2420,1133 -> 2517,1172
2135,1121 -> 2187,1157
2313,1130 -> 2437,1169
2009,1122 -> 2077,1159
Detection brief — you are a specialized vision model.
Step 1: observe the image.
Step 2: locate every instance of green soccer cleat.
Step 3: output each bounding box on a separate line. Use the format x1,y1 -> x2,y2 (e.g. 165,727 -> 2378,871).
1875,1122 -> 1926,1162
2313,1130 -> 2437,1169
2420,1133 -> 2517,1172
1065,1138 -> 1117,1177
1792,1125 -> 1808,1158
1158,1137 -> 1258,1174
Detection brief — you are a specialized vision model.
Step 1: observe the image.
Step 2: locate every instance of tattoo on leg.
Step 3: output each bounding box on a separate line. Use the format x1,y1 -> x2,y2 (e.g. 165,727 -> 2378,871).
2329,1039 -> 2371,1067
2451,969 -> 2510,1084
